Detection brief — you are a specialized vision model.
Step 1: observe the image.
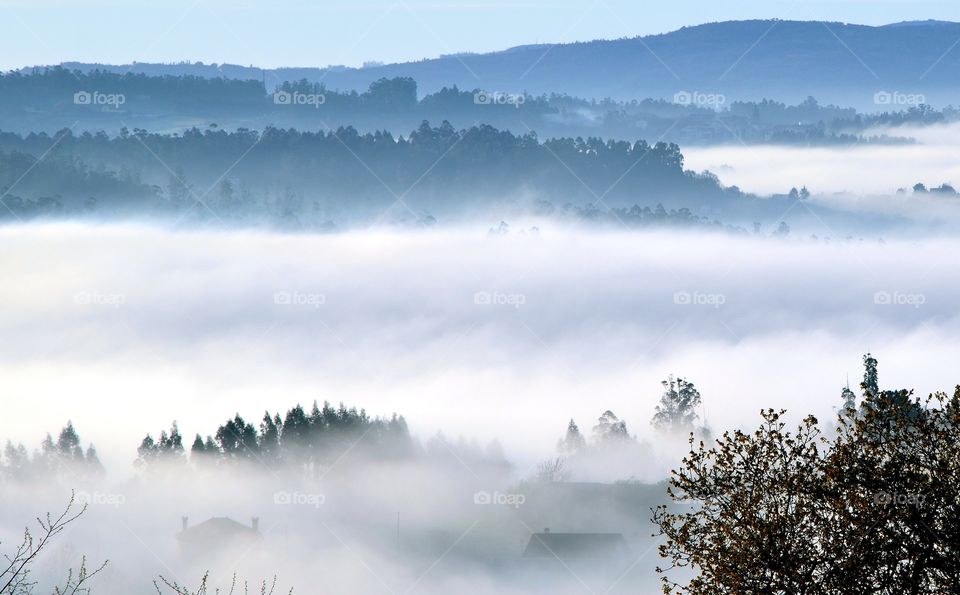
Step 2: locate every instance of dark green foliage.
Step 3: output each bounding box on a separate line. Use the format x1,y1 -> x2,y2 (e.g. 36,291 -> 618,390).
129,401 -> 413,475
0,120 -> 734,224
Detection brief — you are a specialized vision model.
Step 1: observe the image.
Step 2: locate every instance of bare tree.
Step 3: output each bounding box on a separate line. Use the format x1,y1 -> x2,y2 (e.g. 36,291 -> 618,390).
1,492 -> 107,595
532,456 -> 569,483
154,573 -> 291,595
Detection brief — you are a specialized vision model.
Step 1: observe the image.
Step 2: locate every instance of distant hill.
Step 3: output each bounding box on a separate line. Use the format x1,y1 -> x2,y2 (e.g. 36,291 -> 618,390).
41,20 -> 960,109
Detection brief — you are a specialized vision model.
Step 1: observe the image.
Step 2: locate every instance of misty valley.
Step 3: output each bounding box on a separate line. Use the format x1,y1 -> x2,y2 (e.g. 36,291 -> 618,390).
3,9 -> 960,595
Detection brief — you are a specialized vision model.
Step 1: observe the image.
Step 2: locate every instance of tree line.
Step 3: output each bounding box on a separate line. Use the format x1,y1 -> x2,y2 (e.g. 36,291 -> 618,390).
1,421 -> 104,482
1,68 -> 942,147
135,401 -> 413,475
0,121 -> 735,224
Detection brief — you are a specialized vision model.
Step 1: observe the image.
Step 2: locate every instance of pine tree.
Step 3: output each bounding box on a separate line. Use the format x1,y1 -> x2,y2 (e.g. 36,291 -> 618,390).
840,384 -> 858,418
259,412 -> 281,463
282,404 -> 310,457
136,435 -> 158,469
158,422 -> 185,459
215,414 -> 259,459
56,421 -> 85,463
3,441 -> 29,480
190,434 -> 206,455
85,445 -> 105,477
558,419 -> 586,454
38,433 -> 57,474
862,353 -> 879,398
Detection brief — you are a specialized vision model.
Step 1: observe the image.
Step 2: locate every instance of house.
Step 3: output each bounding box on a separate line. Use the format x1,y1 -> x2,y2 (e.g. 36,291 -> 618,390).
176,516 -> 262,557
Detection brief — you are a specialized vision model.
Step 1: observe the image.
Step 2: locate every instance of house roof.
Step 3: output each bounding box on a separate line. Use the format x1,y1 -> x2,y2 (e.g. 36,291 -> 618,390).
522,532 -> 628,559
177,517 -> 261,543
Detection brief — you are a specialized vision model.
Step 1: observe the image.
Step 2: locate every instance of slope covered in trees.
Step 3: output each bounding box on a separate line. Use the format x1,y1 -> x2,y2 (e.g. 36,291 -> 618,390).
0,122 -> 742,224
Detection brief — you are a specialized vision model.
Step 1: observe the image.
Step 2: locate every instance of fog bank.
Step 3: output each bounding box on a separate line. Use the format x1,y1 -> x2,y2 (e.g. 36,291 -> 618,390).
2,223 -> 958,477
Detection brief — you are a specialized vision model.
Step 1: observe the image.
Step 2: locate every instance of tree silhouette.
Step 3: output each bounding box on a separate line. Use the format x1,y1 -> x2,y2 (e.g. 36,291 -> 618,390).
557,419 -> 586,454
652,376 -> 703,434
654,354 -> 960,593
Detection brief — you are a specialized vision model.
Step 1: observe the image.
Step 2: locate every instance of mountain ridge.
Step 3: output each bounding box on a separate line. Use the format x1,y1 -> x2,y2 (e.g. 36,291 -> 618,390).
27,19 -> 960,109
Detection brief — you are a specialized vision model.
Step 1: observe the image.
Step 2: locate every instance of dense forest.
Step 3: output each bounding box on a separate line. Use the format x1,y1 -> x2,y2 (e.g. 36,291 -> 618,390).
0,121 -> 744,225
1,373 -> 711,483
0,68 -> 947,145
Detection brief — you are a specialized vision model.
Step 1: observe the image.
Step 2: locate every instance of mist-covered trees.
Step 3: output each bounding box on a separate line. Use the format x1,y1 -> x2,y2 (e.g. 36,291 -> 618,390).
0,120 -> 733,224
0,422 -> 103,483
653,355 -> 960,593
0,147 -> 153,220
839,384 -> 857,418
557,419 -> 586,454
1,68 -> 926,149
541,409 -> 642,481
135,401 -> 413,475
651,376 -> 704,435
135,422 -> 185,469
593,410 -> 633,446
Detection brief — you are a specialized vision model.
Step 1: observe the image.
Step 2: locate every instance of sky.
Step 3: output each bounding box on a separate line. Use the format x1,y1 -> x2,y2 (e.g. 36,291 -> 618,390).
0,0 -> 957,70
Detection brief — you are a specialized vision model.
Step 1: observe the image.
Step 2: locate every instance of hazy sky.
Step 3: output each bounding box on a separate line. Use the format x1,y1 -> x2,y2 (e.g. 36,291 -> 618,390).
0,0 -> 956,70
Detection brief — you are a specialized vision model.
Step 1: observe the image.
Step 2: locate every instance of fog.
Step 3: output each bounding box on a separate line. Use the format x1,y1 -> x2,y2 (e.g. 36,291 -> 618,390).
685,122 -> 960,197
3,223 -> 959,467
3,221 -> 960,593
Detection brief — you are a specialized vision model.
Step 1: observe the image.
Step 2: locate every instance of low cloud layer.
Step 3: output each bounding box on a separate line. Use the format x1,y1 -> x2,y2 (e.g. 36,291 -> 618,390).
685,122 -> 960,198
2,223 -> 959,476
